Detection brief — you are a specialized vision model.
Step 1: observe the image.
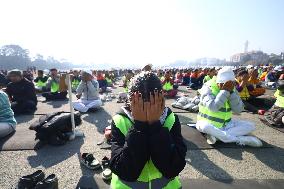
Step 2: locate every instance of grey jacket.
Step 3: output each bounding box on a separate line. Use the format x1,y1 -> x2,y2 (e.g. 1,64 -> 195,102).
199,82 -> 244,114
76,80 -> 100,101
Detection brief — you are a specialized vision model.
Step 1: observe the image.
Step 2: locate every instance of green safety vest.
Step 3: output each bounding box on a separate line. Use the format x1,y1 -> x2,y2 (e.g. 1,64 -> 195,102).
106,77 -> 112,84
72,79 -> 80,89
36,80 -> 47,87
203,75 -> 212,84
51,81 -> 59,93
274,90 -> 284,108
162,82 -> 173,91
111,113 -> 182,189
197,78 -> 232,128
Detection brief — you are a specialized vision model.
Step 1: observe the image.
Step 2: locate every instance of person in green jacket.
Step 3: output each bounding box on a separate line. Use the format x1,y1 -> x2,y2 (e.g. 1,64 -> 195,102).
110,71 -> 186,189
203,68 -> 216,84
34,70 -> 48,92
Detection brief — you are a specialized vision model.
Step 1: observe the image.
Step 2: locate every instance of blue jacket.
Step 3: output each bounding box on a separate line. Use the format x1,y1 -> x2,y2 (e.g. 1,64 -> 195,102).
0,91 -> 17,126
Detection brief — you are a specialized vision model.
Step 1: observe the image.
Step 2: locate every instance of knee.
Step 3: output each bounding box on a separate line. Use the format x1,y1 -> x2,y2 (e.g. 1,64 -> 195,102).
246,121 -> 256,132
196,121 -> 211,133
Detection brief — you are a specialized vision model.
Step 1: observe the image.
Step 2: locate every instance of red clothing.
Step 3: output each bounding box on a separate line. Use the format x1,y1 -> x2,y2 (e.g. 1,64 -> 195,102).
97,74 -> 105,81
190,73 -> 198,78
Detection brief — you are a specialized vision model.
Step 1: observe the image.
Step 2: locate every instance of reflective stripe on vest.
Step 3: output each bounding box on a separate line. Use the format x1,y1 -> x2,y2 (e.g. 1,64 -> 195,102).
51,81 -> 59,93
274,90 -> 284,108
197,78 -> 232,128
163,82 -> 173,91
111,113 -> 181,189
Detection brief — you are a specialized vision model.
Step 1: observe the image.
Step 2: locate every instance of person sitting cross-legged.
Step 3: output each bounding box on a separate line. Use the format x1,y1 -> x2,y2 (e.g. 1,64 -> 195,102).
6,69 -> 37,115
0,89 -> 17,138
196,67 -> 263,147
235,70 -> 259,114
110,71 -> 186,189
42,68 -> 68,101
72,70 -> 102,113
34,70 -> 48,92
162,71 -> 178,98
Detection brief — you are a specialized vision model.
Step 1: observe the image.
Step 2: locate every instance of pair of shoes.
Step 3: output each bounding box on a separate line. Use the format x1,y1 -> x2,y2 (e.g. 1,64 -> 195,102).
237,136 -> 263,147
17,170 -> 58,189
80,153 -> 112,180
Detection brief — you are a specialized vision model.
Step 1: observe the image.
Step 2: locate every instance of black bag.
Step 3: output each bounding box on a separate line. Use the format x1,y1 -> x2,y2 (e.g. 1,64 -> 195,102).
29,111 -> 82,145
264,106 -> 284,127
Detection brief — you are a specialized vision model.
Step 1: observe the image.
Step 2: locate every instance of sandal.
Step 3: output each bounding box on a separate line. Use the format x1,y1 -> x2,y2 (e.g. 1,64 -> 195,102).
101,157 -> 112,180
80,153 -> 100,170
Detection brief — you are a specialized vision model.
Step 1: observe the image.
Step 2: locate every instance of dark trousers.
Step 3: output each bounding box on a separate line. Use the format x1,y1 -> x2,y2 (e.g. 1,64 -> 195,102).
42,91 -> 67,101
11,100 -> 37,115
98,80 -> 107,93
243,99 -> 258,113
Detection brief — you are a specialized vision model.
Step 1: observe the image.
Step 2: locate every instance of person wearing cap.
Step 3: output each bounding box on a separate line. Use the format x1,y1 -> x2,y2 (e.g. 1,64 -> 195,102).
42,68 -> 68,101
196,67 -> 263,147
72,70 -> 102,112
34,70 -> 48,92
6,69 -> 37,114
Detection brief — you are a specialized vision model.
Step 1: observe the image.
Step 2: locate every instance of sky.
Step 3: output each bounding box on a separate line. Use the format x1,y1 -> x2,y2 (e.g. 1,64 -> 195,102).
0,0 -> 283,66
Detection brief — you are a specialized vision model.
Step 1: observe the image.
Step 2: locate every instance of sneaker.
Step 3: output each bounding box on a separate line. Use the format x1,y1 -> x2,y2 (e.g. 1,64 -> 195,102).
101,157 -> 112,180
35,174 -> 58,189
206,134 -> 217,145
80,153 -> 101,170
237,136 -> 263,147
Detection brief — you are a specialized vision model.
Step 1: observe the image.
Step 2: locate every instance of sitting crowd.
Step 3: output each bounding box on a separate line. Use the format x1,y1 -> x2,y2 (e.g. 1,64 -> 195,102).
1,64 -> 284,188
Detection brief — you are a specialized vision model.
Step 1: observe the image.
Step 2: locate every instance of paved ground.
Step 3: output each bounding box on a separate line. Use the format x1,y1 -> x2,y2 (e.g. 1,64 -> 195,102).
1,85 -> 284,188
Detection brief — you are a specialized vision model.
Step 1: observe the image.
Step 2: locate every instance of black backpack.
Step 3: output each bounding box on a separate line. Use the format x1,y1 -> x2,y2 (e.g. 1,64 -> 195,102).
29,111 -> 82,145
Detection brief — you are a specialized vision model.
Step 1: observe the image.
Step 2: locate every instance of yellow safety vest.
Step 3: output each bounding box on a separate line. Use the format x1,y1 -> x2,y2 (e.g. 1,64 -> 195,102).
72,79 -> 80,89
203,75 -> 212,84
111,113 -> 182,189
274,90 -> 284,108
51,81 -> 59,93
36,80 -> 47,87
163,82 -> 173,91
236,79 -> 250,100
197,78 -> 232,128
106,77 -> 112,84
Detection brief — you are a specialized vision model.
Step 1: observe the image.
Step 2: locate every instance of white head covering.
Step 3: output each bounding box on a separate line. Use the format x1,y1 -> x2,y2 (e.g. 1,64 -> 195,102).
247,65 -> 253,69
82,70 -> 93,76
216,66 -> 235,83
